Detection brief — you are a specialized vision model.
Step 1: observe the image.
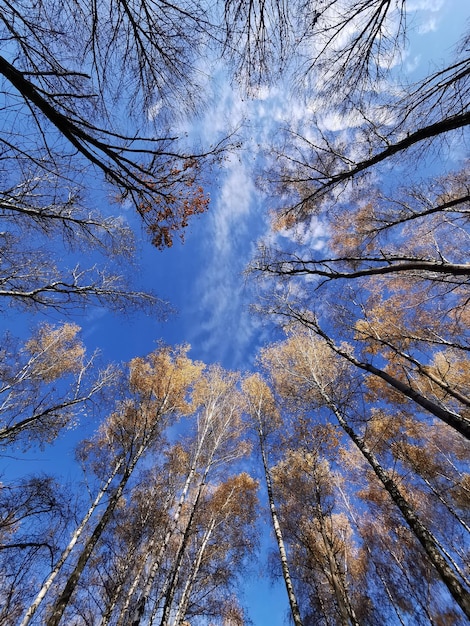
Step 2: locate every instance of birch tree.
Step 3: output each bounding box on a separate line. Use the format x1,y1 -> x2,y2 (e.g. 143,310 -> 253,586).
242,373 -> 304,626
171,472 -> 258,626
0,322 -> 115,449
19,344 -> 201,626
261,329 -> 470,621
271,443 -> 363,626
99,365 -> 250,626
145,366 -> 250,626
96,448 -> 186,626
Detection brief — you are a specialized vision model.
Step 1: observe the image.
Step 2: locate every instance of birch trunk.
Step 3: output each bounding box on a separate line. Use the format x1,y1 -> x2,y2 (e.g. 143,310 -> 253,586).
100,538 -> 146,626
315,502 -> 359,626
113,537 -> 157,626
20,457 -> 124,626
172,480 -> 241,626
159,480 -> 206,626
110,487 -> 176,626
129,439 -> 208,626
46,443 -> 147,626
311,320 -> 470,439
172,517 -> 216,626
158,407 -> 236,626
315,382 -> 470,620
131,377 -> 242,626
258,419 -> 304,626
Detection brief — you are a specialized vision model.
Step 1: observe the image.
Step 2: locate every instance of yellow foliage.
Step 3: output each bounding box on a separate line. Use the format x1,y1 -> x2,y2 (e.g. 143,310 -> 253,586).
129,344 -> 204,414
25,323 -> 85,382
210,472 -> 259,520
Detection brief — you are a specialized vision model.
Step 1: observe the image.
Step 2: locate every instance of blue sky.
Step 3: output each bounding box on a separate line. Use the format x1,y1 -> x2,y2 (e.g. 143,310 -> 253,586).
78,0 -> 469,368
1,1 -> 468,624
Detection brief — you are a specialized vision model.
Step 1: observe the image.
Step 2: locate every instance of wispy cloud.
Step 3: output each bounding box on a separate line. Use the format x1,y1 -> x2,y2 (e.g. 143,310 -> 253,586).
407,0 -> 444,12
176,76 -> 308,368
417,17 -> 438,34
188,149 -> 264,368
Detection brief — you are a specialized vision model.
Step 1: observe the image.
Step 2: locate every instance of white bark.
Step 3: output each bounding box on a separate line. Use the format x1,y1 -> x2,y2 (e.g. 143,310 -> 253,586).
19,458 -> 124,626
315,379 -> 470,619
172,517 -> 216,626
257,417 -> 304,626
131,383 -> 244,626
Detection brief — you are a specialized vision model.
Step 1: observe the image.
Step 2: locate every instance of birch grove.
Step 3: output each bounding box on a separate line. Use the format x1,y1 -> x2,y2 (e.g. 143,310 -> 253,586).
1,0 -> 469,624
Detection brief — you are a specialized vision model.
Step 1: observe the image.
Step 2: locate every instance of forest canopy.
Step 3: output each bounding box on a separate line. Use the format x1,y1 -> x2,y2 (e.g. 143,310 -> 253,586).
0,1 -> 469,625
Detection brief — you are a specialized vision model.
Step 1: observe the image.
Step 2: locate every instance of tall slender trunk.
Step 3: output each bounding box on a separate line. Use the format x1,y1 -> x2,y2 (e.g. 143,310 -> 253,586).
100,578 -> 125,626
112,488 -> 176,626
315,382 -> 470,619
314,501 -> 359,626
311,321 -> 470,439
46,443 -> 147,626
20,457 -> 124,626
159,443 -> 223,626
149,568 -> 171,626
258,420 -> 304,626
131,394 -> 237,626
159,481 -> 206,626
172,517 -> 217,626
130,441 -> 208,626
172,483 -> 238,626
100,538 -> 145,626
336,482 -> 407,626
114,538 -> 157,626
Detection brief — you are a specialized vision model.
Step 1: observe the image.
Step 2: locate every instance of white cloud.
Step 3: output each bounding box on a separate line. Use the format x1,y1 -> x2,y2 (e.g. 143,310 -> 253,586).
275,215 -> 328,251
317,111 -> 363,132
186,138 -> 265,367
211,154 -> 254,254
407,0 -> 444,11
405,54 -> 422,73
147,100 -> 163,122
418,17 -> 438,33
406,0 -> 444,38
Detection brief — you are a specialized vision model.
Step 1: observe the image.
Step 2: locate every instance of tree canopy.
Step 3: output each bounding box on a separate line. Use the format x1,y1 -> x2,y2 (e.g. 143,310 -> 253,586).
1,0 -> 469,625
